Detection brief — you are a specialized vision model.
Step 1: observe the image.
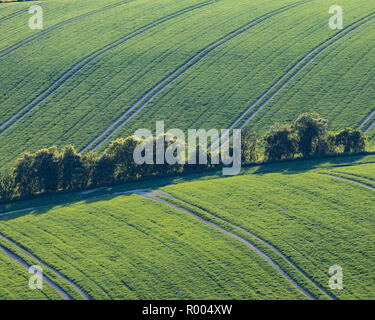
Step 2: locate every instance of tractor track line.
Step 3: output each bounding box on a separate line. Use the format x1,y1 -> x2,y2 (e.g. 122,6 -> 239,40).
140,192 -> 316,300
358,109 -> 375,130
330,171 -> 375,184
0,232 -> 90,300
0,243 -> 72,300
154,190 -> 335,299
317,172 -> 375,191
82,0 -> 311,152
0,0 -> 135,58
211,12 -> 375,151
0,0 -> 218,136
0,8 -> 26,24
364,118 -> 375,134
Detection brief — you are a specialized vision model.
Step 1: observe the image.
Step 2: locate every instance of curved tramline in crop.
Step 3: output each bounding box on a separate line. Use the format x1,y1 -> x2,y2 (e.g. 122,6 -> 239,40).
142,192 -> 317,300
0,232 -> 90,299
0,243 -> 72,300
154,191 -> 335,299
0,0 -> 135,58
211,11 -> 375,151
358,108 -> 375,135
316,173 -> 375,191
0,8 -> 26,24
0,0 -> 219,136
81,0 -> 311,153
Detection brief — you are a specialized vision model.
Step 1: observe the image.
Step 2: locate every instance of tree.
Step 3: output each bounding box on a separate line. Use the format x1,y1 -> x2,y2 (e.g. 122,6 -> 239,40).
81,151 -> 98,188
293,112 -> 328,157
13,152 -> 37,197
32,147 -> 60,193
335,128 -> 367,153
92,155 -> 115,186
241,128 -> 259,163
0,171 -> 15,202
60,145 -> 86,190
104,137 -> 140,181
264,124 -> 298,160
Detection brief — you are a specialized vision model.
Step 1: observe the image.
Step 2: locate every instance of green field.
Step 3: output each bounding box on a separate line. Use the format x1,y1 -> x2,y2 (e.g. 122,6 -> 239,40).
0,154 -> 374,299
0,0 -> 374,300
0,0 -> 374,168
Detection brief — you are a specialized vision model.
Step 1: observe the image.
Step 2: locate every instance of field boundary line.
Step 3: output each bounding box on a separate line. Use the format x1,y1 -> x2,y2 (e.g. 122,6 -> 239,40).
0,232 -> 90,300
82,0 -> 311,152
153,190 -> 335,300
0,243 -> 72,300
0,0 -> 219,136
0,0 -> 135,58
211,12 -> 375,151
140,191 -> 317,300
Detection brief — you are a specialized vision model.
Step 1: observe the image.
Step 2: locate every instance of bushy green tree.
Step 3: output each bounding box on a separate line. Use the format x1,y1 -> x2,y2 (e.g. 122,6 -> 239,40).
60,145 -> 86,190
104,137 -> 140,181
33,147 -> 60,193
264,124 -> 298,160
241,128 -> 259,163
335,128 -> 367,153
293,112 -> 328,157
13,152 -> 37,197
0,171 -> 15,201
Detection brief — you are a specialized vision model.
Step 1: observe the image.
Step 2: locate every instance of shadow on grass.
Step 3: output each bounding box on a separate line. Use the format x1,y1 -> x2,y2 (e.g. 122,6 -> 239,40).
1,152 -> 375,221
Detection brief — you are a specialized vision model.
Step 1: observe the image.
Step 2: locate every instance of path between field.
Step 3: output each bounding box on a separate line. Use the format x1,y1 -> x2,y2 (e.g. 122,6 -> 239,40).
153,190 -> 335,299
139,191 -> 317,300
0,0 -> 218,135
317,173 -> 375,191
211,12 -> 375,151
0,233 -> 90,300
81,0 -> 311,152
0,243 -> 72,300
0,0 -> 134,58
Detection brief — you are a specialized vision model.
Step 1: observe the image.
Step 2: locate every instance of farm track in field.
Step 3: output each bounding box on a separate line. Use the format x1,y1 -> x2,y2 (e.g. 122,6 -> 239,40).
0,0 -> 218,136
0,8 -> 26,24
82,0 -> 311,152
0,0 -> 134,58
358,109 -> 375,130
0,242 -> 72,300
317,173 -> 375,191
0,232 -> 90,299
153,190 -> 335,299
364,118 -> 375,134
140,191 -> 316,299
211,12 -> 375,151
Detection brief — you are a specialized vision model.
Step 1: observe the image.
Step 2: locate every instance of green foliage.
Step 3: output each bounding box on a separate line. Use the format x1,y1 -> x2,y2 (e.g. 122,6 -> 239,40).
241,128 -> 259,163
293,112 -> 328,157
0,171 -> 14,201
264,124 -> 298,160
335,127 -> 367,153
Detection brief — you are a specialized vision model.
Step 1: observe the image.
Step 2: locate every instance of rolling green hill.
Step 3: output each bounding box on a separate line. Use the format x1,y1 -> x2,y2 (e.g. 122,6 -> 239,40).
0,0 -> 374,168
0,153 -> 374,299
0,0 -> 374,300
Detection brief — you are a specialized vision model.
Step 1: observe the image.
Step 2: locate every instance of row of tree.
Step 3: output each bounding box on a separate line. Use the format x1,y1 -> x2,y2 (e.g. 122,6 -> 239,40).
0,113 -> 369,203
262,113 -> 367,160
